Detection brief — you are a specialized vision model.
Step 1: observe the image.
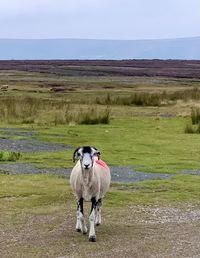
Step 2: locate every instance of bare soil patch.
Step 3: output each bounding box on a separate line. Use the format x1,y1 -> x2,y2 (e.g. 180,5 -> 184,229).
1,203 -> 200,258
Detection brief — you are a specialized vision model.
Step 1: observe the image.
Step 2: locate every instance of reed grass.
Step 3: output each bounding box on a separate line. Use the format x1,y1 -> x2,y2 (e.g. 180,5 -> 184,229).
191,107 -> 200,125
184,107 -> 200,134
0,96 -> 110,125
79,107 -> 110,124
96,93 -> 161,106
95,88 -> 200,107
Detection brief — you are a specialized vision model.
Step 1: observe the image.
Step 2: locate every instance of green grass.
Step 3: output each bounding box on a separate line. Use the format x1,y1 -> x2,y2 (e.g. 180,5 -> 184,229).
0,174 -> 72,225
0,151 -> 21,162
18,117 -> 200,173
0,96 -> 110,125
1,173 -> 200,221
184,107 -> 200,134
1,70 -> 200,257
107,175 -> 200,207
96,92 -> 161,106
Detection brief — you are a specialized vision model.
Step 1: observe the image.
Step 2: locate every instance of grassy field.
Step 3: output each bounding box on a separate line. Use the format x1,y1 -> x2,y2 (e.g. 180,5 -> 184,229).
1,61 -> 200,257
17,117 -> 200,173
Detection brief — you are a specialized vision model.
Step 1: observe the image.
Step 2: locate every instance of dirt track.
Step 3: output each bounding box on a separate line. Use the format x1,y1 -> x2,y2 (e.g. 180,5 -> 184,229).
1,203 -> 200,258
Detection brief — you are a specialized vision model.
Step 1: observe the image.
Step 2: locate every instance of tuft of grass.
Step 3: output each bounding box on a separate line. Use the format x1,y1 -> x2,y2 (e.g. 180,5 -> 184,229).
79,107 -> 110,125
96,93 -> 161,106
191,107 -> 200,125
0,151 -> 21,162
0,96 -> 111,125
185,107 -> 200,134
95,88 -> 200,107
184,124 -> 196,134
169,87 -> 200,101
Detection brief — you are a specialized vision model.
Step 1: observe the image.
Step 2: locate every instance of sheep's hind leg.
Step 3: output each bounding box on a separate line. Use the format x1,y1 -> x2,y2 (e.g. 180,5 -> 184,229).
89,197 -> 97,242
76,198 -> 87,234
95,199 -> 102,226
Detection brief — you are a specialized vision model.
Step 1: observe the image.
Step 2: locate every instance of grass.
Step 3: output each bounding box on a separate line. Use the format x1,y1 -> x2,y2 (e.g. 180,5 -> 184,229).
1,173 -> 200,257
0,151 -> 21,162
96,92 -> 161,106
0,174 -> 71,228
1,173 -> 200,237
79,107 -> 110,124
18,117 -> 200,173
191,106 -> 200,125
1,69 -> 200,127
0,174 -> 70,210
0,96 -> 110,125
1,67 -> 200,257
185,107 -> 200,134
1,173 -> 200,220
2,88 -> 200,126
108,174 -> 200,206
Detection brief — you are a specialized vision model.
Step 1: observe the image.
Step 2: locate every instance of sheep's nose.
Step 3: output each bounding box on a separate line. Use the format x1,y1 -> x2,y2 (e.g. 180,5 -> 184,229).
84,164 -> 89,169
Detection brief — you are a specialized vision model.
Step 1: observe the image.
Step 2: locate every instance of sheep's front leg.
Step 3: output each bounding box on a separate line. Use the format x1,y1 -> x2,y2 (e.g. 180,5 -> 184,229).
89,197 -> 97,242
95,199 -> 102,226
76,198 -> 87,234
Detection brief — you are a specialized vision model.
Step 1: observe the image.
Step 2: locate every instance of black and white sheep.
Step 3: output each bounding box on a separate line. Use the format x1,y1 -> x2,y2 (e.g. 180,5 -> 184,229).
70,146 -> 111,242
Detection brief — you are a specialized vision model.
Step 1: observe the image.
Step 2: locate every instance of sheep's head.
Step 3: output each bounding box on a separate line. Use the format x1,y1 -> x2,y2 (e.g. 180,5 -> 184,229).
73,146 -> 100,170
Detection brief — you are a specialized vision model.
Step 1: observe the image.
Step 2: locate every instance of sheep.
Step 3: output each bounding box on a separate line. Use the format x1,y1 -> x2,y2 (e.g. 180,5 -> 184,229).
70,146 -> 111,242
0,85 -> 8,91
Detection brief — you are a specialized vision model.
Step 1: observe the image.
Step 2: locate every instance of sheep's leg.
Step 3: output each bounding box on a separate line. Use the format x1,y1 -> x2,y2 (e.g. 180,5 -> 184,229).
89,197 -> 97,242
95,199 -> 102,226
76,198 -> 83,232
76,198 -> 87,234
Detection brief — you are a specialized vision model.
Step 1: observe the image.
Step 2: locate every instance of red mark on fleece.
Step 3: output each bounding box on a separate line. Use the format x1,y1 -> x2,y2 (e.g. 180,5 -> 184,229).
95,159 -> 107,168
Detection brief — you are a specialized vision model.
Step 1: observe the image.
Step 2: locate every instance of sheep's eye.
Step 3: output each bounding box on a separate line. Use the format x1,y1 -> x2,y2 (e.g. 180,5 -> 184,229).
77,153 -> 83,159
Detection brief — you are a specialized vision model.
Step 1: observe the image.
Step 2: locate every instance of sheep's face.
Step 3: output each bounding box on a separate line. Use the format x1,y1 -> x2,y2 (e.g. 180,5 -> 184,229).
73,146 -> 100,170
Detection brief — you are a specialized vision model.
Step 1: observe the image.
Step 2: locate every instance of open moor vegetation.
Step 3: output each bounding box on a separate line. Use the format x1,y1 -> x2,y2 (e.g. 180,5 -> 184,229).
1,60 -> 200,257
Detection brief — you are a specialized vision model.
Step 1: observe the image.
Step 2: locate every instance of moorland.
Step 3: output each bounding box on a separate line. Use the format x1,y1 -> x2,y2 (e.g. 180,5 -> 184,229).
1,60 -> 200,257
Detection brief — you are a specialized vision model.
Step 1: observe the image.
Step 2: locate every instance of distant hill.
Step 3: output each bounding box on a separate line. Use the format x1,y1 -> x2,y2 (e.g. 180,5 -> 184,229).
0,37 -> 200,60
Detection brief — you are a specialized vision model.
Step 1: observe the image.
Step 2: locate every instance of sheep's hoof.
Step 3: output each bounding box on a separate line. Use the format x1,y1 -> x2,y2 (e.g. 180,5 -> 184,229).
95,222 -> 101,226
89,236 -> 96,242
76,228 -> 81,232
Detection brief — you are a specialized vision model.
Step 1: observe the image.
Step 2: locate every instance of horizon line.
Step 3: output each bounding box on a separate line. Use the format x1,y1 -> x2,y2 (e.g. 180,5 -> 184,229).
0,36 -> 200,41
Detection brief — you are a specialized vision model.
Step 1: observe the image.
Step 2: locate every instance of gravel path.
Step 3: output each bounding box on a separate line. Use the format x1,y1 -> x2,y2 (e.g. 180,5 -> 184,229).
0,163 -> 172,182
0,128 -> 70,152
182,169 -> 200,176
0,128 -> 35,137
0,138 -> 70,152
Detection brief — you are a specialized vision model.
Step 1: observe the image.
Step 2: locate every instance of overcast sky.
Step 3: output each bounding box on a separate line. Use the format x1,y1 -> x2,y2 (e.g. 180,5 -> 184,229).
0,0 -> 199,40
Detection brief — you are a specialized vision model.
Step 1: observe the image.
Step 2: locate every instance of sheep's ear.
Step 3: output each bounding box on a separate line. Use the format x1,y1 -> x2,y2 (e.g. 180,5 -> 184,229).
96,151 -> 101,160
73,147 -> 80,162
92,147 -> 101,160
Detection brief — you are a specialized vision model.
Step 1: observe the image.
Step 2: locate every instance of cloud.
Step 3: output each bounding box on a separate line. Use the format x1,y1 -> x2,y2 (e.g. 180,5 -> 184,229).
0,0 -> 199,39
0,0 -> 115,16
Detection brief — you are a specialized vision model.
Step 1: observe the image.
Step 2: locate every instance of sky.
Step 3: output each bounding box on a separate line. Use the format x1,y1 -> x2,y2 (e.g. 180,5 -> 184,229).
0,0 -> 200,40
